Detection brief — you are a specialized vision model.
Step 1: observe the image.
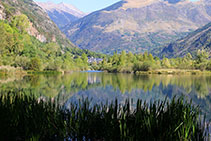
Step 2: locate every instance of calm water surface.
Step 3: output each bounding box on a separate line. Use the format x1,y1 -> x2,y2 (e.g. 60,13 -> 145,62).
0,72 -> 211,120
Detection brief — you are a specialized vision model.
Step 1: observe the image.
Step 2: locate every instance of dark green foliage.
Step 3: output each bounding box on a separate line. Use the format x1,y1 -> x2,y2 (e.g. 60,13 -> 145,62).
0,91 -> 66,140
99,51 -> 211,73
133,61 -> 151,72
0,90 -> 209,140
29,57 -> 42,71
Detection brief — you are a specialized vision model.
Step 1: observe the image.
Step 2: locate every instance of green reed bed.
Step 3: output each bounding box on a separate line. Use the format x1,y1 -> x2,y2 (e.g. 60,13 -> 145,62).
0,90 -> 210,140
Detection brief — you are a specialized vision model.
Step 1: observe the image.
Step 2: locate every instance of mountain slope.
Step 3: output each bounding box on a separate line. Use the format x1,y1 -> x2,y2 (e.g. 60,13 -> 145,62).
161,22 -> 211,58
0,0 -> 105,72
63,0 -> 211,54
37,2 -> 86,29
1,0 -> 75,49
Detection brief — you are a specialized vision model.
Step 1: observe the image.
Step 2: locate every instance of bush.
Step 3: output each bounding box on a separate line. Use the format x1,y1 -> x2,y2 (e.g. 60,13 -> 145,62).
133,61 -> 151,72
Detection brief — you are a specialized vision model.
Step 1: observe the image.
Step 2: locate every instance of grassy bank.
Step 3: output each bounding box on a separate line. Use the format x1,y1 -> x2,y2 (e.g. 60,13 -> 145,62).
27,70 -> 63,75
0,90 -> 210,140
135,69 -> 211,75
0,66 -> 26,76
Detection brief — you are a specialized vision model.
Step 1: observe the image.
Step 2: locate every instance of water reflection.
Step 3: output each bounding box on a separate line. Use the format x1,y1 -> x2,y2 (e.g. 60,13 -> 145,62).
0,72 -> 211,119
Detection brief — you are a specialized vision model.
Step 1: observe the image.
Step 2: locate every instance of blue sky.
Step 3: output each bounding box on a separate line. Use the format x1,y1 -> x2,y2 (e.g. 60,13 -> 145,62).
35,0 -> 121,13
34,0 -> 199,13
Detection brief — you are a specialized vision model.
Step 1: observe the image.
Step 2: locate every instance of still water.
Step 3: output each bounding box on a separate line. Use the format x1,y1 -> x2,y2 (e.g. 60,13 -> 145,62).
0,72 -> 211,120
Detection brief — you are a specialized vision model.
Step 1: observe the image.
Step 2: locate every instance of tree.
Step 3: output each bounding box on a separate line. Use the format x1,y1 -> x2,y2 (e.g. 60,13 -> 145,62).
119,51 -> 126,66
81,53 -> 88,64
42,43 -> 60,57
148,53 -> 154,62
127,51 -> 135,62
112,51 -> 119,65
143,52 -> 148,61
14,56 -> 30,70
195,50 -> 209,70
29,57 -> 42,71
133,61 -> 151,72
11,14 -> 30,33
162,58 -> 171,68
0,23 -> 8,55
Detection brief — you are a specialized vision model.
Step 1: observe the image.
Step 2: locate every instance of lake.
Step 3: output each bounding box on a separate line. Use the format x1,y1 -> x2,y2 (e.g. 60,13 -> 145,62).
0,72 -> 211,120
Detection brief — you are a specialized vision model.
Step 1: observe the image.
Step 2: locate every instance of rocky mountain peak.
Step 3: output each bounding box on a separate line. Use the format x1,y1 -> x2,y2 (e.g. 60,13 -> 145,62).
37,2 -> 85,18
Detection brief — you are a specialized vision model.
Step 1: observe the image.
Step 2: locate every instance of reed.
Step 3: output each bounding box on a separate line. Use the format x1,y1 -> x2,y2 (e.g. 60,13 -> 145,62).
0,90 -> 209,140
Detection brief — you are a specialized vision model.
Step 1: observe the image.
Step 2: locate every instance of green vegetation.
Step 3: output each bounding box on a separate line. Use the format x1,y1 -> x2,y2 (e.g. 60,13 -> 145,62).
1,0 -> 73,47
98,50 -> 211,73
0,15 -> 105,72
0,91 -> 209,140
0,1 -> 106,73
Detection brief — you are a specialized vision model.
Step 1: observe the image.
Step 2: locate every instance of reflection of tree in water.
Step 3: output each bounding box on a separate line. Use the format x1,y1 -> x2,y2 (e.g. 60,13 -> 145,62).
0,73 -> 211,119
0,73 -> 211,98
0,73 -> 101,104
98,74 -> 211,97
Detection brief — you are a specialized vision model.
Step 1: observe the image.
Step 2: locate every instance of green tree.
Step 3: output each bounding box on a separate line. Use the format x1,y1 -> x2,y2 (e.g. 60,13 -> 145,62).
119,51 -> 126,66
11,14 -> 30,33
112,51 -> 119,65
162,58 -> 171,68
14,56 -> 30,70
42,43 -> 60,57
0,23 -> 8,55
29,57 -> 42,71
81,53 -> 88,64
195,50 -> 209,70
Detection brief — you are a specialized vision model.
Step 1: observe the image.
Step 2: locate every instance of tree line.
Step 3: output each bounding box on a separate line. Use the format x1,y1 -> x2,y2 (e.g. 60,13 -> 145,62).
0,13 -> 211,73
96,50 -> 211,73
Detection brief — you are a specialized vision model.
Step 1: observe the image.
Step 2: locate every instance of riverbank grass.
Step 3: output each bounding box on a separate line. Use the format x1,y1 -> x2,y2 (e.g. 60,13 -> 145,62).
0,91 -> 209,140
136,69 -> 211,75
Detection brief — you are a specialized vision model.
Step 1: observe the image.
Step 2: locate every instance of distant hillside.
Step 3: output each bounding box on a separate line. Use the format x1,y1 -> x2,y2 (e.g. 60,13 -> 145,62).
63,0 -> 211,54
37,2 -> 86,29
0,0 -> 75,49
161,22 -> 211,58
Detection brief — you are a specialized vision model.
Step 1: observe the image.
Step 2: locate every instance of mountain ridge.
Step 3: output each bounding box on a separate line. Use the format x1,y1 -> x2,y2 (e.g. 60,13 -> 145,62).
63,0 -> 211,54
37,1 -> 86,28
36,2 -> 85,18
160,22 -> 211,58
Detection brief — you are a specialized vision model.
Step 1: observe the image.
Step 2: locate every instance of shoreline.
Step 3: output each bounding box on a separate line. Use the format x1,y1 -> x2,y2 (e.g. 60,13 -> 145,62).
135,69 -> 211,75
1,66 -> 211,76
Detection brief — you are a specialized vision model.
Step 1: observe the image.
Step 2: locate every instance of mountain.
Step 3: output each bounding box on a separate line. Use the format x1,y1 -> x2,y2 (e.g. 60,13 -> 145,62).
63,0 -> 211,54
37,2 -> 86,29
0,0 -> 104,72
0,0 -> 75,49
161,22 -> 211,58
